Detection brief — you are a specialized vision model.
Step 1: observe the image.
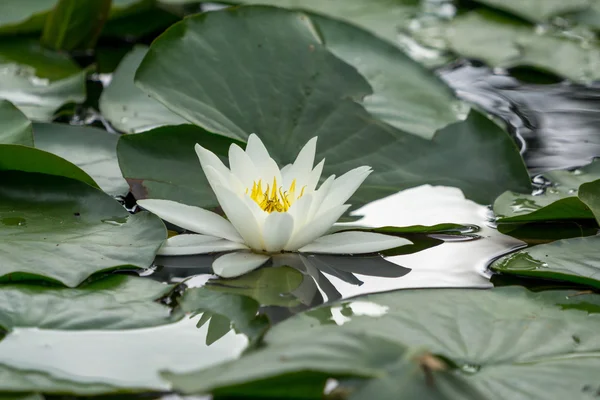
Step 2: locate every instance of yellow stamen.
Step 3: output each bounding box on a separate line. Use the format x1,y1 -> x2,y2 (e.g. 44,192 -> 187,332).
247,177 -> 306,213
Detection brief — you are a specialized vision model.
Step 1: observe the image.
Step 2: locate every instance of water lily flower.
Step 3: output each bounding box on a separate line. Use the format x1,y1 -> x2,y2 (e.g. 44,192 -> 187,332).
137,135 -> 410,278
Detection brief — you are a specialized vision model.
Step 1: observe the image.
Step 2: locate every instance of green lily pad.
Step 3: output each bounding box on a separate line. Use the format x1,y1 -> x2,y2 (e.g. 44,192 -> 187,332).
0,275 -> 179,332
441,10 -> 600,83
0,100 -> 33,146
99,45 -> 187,134
41,0 -> 112,51
134,6 -> 530,205
229,0 -> 420,48
117,124 -> 240,206
165,287 -> 600,399
491,235 -> 600,289
0,144 -> 97,187
0,38 -> 85,121
309,14 -> 464,139
579,179 -> 600,224
179,287 -> 269,343
494,160 -> 600,223
0,0 -> 56,34
471,0 -> 591,23
0,171 -> 166,287
33,123 -> 129,196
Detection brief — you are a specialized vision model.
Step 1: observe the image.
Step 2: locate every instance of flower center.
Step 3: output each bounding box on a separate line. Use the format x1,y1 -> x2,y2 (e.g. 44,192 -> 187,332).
246,177 -> 305,213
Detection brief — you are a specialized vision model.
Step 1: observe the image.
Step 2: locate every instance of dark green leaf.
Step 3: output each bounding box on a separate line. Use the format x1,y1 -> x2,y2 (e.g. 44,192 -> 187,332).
0,0 -> 56,34
41,0 -> 112,51
579,179 -> 600,224
0,100 -> 33,146
0,171 -> 166,287
33,123 -> 128,196
0,275 -> 179,332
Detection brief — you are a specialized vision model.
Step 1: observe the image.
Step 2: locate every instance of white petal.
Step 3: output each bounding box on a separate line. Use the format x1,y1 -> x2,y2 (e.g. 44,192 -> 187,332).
307,174 -> 336,221
228,143 -> 258,190
299,232 -> 411,254
321,166 -> 372,211
285,204 -> 350,251
136,199 -> 243,243
282,137 -> 317,187
158,234 -> 248,255
212,252 -> 270,278
207,177 -> 265,250
288,193 -> 313,225
245,134 -> 281,185
305,158 -> 325,192
262,212 -> 294,252
195,144 -> 231,184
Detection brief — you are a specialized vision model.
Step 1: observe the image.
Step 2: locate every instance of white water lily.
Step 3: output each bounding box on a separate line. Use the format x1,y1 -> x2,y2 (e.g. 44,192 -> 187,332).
137,134 -> 410,277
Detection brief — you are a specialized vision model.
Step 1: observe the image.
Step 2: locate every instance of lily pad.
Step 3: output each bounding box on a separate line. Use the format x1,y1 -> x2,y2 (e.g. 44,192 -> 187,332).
494,160 -> 600,223
0,0 -> 55,34
0,275 -> 179,332
0,144 -> 97,187
99,45 -> 187,134
117,124 -> 240,206
179,287 -> 270,342
471,0 -> 591,23
442,10 -> 600,83
33,123 -> 129,196
491,235 -> 600,289
579,179 -> 600,223
134,6 -> 530,205
41,0 -> 112,51
0,171 -> 166,287
309,14 -> 464,139
0,100 -> 33,146
0,38 -> 86,121
165,287 -> 600,399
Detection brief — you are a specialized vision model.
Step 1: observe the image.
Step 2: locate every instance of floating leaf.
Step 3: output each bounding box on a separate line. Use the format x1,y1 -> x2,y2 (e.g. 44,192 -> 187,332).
165,287 -> 600,399
0,275 -> 179,332
442,10 -> 600,83
0,171 -> 166,287
117,124 -> 239,206
579,179 -> 600,224
0,100 -> 33,146
494,160 -> 600,223
0,38 -> 85,121
491,235 -> 600,289
34,123 -> 129,196
470,0 -> 590,23
0,144 -> 97,187
99,45 -> 187,133
0,0 -> 56,34
41,0 -> 112,51
134,6 -> 530,205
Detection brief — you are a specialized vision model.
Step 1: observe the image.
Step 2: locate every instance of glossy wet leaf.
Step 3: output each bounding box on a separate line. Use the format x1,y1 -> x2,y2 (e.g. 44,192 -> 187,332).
34,123 -> 129,196
165,287 -> 600,399
0,100 -> 33,146
0,316 -> 246,395
494,160 -> 600,223
491,235 -> 600,289
0,275 -> 179,332
0,171 -> 166,287
0,38 -> 85,121
117,124 -> 239,206
179,287 -> 269,341
0,0 -> 56,34
309,14 -> 463,139
579,180 -> 600,224
229,0 -> 420,48
134,6 -> 530,205
442,10 -> 600,83
41,0 -> 111,51
99,45 -> 187,133
0,144 -> 97,187
471,0 -> 590,23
